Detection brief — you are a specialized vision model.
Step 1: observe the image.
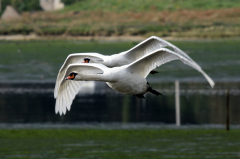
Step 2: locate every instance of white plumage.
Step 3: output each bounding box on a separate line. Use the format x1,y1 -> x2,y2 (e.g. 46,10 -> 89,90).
54,36 -> 194,98
55,48 -> 214,115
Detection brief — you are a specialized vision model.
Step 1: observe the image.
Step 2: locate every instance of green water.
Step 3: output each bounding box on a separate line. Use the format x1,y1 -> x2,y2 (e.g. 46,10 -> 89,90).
0,39 -> 239,82
0,129 -> 239,159
0,39 -> 240,159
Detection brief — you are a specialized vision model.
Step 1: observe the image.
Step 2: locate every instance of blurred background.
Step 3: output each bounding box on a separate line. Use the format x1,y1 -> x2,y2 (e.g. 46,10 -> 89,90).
0,0 -> 240,158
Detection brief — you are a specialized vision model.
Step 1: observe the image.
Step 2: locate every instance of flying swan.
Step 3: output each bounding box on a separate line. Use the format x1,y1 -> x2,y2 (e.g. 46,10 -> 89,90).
55,48 -> 215,115
54,36 -> 197,98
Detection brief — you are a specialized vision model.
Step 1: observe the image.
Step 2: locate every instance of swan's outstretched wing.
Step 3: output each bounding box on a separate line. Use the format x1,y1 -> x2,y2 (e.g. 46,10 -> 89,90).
123,36 -> 194,62
55,63 -> 107,115
54,53 -> 104,98
127,48 -> 215,88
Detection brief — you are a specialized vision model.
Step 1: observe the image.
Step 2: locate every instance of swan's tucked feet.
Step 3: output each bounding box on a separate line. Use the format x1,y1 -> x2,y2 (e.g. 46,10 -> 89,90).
150,70 -> 159,74
147,82 -> 162,96
136,94 -> 145,99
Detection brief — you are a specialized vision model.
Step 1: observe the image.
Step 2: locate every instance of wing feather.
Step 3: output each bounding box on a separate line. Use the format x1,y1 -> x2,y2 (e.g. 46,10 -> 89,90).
127,48 -> 215,88
62,97 -> 66,115
55,63 -> 106,115
65,82 -> 71,110
55,96 -> 60,114
59,95 -> 63,115
54,53 -> 104,98
123,36 -> 193,62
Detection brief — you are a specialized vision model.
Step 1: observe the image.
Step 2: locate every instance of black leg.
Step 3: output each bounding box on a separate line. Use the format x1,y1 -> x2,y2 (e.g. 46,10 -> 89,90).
147,82 -> 162,96
150,70 -> 159,74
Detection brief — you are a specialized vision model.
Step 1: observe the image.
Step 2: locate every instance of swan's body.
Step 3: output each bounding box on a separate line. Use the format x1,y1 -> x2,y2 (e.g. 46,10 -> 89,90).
71,65 -> 148,95
105,67 -> 148,95
55,48 -> 215,115
54,36 -> 195,98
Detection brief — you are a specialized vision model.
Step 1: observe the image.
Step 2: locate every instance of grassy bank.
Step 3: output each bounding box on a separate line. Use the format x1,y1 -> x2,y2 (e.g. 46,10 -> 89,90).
0,0 -> 240,38
0,129 -> 239,158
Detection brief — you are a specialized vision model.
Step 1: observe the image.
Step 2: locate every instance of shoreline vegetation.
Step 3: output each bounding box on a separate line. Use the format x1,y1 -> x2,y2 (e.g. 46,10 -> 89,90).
0,0 -> 240,39
1,34 -> 240,42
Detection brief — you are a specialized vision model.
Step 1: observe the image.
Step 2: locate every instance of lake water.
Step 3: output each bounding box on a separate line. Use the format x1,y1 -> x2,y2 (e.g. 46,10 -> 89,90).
0,81 -> 239,125
0,39 -> 239,126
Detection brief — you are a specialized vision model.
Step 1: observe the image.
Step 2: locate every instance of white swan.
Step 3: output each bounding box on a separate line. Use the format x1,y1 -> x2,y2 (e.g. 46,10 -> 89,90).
54,36 -> 195,98
55,48 -> 214,115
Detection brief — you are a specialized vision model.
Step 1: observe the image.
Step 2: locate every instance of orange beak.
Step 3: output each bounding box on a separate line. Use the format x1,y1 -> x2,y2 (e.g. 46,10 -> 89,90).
66,74 -> 75,80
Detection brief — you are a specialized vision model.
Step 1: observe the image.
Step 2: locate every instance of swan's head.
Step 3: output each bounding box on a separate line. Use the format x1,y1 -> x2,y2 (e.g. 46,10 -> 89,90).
65,72 -> 78,80
83,58 -> 90,63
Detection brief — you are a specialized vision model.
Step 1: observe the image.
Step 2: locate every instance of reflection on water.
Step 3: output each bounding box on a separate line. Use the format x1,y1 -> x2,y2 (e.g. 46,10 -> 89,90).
0,82 -> 239,124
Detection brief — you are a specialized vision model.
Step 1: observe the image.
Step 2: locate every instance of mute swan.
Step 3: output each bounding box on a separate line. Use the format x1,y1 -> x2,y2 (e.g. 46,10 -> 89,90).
54,36 -> 194,98
55,48 -> 214,115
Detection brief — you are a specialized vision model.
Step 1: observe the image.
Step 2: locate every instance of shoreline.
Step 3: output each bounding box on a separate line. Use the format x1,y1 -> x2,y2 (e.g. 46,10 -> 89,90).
0,34 -> 240,42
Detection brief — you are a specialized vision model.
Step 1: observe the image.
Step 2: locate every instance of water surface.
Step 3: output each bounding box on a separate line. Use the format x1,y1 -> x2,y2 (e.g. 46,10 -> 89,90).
0,81 -> 239,125
0,39 -> 239,125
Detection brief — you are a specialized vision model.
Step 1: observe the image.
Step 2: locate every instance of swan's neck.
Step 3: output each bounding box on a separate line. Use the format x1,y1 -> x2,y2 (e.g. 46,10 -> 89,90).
75,74 -> 112,82
104,52 -> 129,67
